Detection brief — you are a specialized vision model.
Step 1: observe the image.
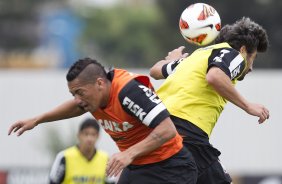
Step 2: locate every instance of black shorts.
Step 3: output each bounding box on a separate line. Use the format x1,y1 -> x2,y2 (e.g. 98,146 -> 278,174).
197,160 -> 232,184
170,116 -> 232,184
117,147 -> 197,184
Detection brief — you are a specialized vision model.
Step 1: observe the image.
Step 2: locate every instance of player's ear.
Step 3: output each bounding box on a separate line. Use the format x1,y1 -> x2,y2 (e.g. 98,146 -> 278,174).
96,78 -> 107,90
239,45 -> 248,60
240,45 -> 247,54
96,78 -> 103,88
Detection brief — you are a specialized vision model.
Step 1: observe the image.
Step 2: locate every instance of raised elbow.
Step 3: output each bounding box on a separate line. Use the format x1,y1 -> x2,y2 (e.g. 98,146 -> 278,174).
164,126 -> 177,141
149,67 -> 156,78
168,129 -> 177,140
156,118 -> 178,143
149,67 -> 160,80
206,73 -> 215,86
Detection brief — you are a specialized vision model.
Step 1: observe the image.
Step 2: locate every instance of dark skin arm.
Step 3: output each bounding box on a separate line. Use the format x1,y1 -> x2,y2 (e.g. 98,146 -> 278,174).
206,67 -> 270,123
106,117 -> 177,177
8,99 -> 86,136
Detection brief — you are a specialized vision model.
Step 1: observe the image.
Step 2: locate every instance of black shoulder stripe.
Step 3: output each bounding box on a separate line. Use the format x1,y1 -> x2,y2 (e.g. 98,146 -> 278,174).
119,79 -> 170,128
208,48 -> 245,80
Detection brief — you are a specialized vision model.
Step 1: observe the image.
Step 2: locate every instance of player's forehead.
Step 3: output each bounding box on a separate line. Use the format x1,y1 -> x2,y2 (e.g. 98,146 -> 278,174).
79,126 -> 98,134
68,78 -> 90,93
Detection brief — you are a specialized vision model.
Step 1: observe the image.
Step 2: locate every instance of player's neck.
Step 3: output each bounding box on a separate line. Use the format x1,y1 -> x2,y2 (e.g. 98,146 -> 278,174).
100,80 -> 112,109
77,145 -> 96,161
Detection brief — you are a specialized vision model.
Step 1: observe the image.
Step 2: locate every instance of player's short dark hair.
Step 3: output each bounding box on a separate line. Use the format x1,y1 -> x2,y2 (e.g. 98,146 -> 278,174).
215,17 -> 269,53
79,118 -> 100,133
66,58 -> 107,82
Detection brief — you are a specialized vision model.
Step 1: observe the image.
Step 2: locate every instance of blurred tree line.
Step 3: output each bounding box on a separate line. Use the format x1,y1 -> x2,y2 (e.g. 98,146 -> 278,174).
0,0 -> 281,68
0,0 -> 41,51
79,5 -> 167,68
0,0 -> 67,50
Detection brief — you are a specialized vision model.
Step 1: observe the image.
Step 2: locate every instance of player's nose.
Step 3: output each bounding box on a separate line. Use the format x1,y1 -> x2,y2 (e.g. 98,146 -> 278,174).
74,95 -> 83,105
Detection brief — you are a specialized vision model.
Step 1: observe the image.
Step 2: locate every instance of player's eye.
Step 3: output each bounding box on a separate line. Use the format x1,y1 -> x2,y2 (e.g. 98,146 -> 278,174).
74,89 -> 84,97
78,91 -> 84,97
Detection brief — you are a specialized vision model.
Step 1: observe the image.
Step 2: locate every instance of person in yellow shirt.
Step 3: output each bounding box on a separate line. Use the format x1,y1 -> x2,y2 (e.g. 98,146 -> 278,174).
150,17 -> 270,184
49,118 -> 115,184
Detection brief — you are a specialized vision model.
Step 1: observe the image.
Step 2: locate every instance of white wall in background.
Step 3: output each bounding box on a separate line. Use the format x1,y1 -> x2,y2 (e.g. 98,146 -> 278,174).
0,69 -> 281,175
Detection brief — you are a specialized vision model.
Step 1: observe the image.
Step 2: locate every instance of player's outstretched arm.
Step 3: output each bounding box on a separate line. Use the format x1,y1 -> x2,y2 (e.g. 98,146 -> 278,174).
8,99 -> 86,136
106,117 -> 177,177
206,67 -> 270,124
150,46 -> 188,80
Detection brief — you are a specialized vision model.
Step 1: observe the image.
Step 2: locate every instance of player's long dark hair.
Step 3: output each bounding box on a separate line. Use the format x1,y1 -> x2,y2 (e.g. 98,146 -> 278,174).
66,58 -> 107,82
215,17 -> 269,53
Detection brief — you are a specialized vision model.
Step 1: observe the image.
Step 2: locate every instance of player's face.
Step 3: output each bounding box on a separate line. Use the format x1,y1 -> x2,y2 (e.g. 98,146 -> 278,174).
68,78 -> 103,112
238,48 -> 257,81
78,127 -> 99,150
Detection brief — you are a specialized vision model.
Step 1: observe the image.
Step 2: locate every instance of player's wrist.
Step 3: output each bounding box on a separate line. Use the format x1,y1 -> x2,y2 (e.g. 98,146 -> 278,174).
124,147 -> 138,161
32,116 -> 42,126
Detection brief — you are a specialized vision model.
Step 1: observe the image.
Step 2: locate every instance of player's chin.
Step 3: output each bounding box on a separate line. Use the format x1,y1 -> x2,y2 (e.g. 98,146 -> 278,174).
86,143 -> 94,148
83,105 -> 91,112
85,105 -> 97,113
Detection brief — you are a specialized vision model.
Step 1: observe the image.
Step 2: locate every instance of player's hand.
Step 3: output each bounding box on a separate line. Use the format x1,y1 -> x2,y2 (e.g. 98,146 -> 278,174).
245,103 -> 270,124
165,46 -> 189,61
8,118 -> 38,136
106,151 -> 133,177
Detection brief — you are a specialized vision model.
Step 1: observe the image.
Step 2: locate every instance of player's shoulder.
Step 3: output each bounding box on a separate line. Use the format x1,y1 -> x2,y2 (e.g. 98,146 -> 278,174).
63,146 -> 81,157
53,149 -> 66,163
215,43 -> 239,54
209,43 -> 241,63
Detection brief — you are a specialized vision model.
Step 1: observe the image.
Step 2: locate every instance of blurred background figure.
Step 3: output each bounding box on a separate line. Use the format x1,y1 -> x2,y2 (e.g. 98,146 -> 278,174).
49,118 -> 115,184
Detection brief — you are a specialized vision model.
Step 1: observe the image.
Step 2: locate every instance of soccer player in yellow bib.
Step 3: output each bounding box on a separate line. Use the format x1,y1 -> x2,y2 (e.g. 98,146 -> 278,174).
49,118 -> 115,184
150,17 -> 270,184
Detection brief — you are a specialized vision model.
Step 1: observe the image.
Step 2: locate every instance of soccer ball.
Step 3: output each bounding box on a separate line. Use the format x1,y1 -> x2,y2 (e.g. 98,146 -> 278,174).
179,3 -> 221,46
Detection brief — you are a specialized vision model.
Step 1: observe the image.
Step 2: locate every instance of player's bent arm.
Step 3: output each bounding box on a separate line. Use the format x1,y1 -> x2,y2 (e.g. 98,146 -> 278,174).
206,67 -> 269,123
107,78 -> 178,177
125,117 -> 177,159
150,46 -> 188,79
206,67 -> 249,110
8,99 -> 86,136
150,59 -> 170,79
107,117 -> 177,176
